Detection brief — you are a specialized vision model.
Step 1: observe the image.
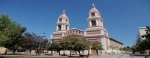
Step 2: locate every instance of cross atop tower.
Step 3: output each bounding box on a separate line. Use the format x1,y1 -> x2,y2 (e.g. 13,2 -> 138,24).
92,3 -> 95,8
62,10 -> 65,14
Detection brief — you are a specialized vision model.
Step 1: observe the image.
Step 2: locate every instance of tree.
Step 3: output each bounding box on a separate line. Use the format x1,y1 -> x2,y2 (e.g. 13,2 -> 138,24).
110,45 -> 116,52
61,34 -> 89,56
21,32 -> 48,55
132,26 -> 150,54
47,41 -> 62,56
4,26 -> 26,54
0,13 -> 26,54
141,26 -> 150,50
73,37 -> 89,56
0,13 -> 18,46
91,42 -> 103,55
21,32 -> 37,54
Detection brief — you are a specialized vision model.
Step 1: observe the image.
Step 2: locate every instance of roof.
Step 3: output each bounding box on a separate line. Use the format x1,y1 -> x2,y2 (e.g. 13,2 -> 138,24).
109,37 -> 123,45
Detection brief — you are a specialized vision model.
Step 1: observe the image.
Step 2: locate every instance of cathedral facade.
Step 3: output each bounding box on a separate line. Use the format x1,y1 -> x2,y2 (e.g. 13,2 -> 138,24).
50,4 -> 123,55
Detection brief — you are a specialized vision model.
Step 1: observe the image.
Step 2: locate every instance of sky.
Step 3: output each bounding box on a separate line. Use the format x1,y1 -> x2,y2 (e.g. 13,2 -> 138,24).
0,0 -> 150,47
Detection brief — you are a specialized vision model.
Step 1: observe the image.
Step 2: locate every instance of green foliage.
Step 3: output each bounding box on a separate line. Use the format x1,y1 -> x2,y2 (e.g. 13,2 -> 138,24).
0,13 -> 27,54
110,45 -> 116,49
47,34 -> 89,56
0,13 -> 13,46
73,37 -> 89,51
0,13 -> 26,47
22,32 -> 48,54
61,35 -> 89,51
47,41 -> 62,51
91,42 -> 103,50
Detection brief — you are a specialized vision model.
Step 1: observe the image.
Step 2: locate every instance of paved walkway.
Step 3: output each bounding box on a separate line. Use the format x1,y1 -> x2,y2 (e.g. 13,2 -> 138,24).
89,54 -> 149,58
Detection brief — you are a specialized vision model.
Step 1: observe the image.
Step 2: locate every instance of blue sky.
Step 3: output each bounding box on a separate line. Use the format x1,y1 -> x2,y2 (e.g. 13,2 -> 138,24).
0,0 -> 150,47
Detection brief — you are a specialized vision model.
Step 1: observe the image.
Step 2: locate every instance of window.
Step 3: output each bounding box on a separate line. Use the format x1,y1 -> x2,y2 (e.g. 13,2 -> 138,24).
91,13 -> 95,17
58,25 -> 61,30
66,25 -> 68,30
59,18 -> 62,22
91,20 -> 96,26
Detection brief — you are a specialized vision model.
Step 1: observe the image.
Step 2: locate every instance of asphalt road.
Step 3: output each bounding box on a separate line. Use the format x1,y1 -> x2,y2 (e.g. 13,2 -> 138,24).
89,54 -> 149,58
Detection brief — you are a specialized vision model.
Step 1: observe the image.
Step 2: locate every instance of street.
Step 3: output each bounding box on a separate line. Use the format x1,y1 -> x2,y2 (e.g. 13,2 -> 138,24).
89,54 -> 149,58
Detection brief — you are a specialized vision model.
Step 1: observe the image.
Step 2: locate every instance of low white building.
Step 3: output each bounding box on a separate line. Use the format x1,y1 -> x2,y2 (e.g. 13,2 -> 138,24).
137,27 -> 146,40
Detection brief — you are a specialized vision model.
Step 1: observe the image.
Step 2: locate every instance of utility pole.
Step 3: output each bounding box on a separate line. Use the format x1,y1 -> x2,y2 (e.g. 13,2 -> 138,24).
39,32 -> 46,55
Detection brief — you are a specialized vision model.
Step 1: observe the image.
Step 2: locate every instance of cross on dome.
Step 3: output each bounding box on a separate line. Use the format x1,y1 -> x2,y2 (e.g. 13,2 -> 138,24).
58,10 -> 68,19
89,3 -> 100,14
62,10 -> 65,14
92,3 -> 95,8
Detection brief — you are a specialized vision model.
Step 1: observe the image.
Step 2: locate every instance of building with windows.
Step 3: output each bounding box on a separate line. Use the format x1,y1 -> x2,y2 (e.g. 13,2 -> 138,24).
50,4 -> 123,55
137,27 -> 146,41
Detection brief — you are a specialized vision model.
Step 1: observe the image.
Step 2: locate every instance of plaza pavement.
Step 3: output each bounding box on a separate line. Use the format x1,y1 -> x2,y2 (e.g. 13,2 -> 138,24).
89,54 -> 149,58
0,54 -> 149,58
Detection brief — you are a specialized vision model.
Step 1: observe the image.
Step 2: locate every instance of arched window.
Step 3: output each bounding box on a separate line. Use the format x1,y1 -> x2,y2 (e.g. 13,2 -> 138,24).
91,20 -> 96,26
59,18 -> 62,22
58,25 -> 61,30
91,13 -> 95,17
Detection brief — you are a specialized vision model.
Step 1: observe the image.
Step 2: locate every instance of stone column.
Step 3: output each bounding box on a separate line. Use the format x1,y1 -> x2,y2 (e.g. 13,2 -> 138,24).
96,19 -> 98,26
56,25 -> 58,31
61,24 -> 64,30
89,20 -> 91,27
101,37 -> 107,54
67,25 -> 69,30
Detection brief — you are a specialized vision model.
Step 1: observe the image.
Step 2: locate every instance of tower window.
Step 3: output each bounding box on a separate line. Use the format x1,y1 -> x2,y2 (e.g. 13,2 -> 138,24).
91,20 -> 96,26
91,13 -> 95,17
58,25 -> 61,30
66,25 -> 68,30
59,18 -> 62,22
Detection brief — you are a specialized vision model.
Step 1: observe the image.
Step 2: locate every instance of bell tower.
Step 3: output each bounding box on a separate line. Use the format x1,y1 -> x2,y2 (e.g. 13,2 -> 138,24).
88,4 -> 103,28
85,4 -> 110,55
56,10 -> 69,31
51,10 -> 69,40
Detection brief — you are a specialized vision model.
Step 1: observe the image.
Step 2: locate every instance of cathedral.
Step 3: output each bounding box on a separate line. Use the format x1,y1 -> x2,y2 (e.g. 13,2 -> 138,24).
50,4 -> 124,55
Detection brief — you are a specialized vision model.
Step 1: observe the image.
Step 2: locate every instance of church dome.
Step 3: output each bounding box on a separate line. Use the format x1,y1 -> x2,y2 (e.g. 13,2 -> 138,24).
89,4 -> 99,13
58,10 -> 68,19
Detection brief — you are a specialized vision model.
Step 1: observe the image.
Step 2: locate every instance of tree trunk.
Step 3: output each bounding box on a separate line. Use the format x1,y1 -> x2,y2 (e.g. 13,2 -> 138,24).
38,49 -> 40,55
78,51 -> 81,56
63,50 -> 65,55
4,48 -> 8,54
58,51 -> 60,56
96,50 -> 98,55
70,50 -> 71,57
13,49 -> 16,54
29,49 -> 32,54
